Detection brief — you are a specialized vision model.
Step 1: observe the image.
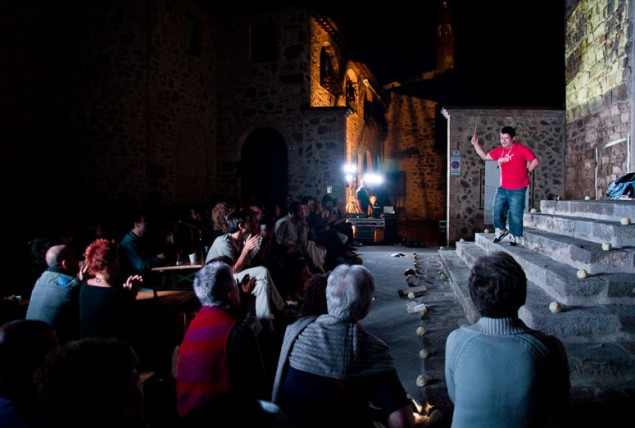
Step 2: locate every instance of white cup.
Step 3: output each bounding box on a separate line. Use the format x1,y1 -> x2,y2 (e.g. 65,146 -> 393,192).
260,224 -> 267,232
188,253 -> 197,265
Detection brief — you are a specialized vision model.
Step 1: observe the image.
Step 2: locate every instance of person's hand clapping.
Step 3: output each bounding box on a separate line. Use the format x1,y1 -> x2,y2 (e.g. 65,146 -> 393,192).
123,274 -> 143,297
239,274 -> 256,294
78,260 -> 88,281
244,234 -> 260,252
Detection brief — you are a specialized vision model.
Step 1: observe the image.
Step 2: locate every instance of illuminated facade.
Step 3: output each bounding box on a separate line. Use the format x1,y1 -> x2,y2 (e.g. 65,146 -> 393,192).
565,0 -> 634,199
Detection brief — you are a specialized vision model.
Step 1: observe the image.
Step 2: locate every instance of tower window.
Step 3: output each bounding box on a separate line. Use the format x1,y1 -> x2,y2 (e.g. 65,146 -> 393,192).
346,78 -> 356,106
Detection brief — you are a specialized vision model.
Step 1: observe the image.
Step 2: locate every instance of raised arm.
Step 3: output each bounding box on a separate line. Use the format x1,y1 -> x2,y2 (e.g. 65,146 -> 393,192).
471,134 -> 493,161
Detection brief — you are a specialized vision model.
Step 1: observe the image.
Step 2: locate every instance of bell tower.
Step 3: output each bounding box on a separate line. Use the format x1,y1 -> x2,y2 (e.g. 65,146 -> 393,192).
436,0 -> 454,73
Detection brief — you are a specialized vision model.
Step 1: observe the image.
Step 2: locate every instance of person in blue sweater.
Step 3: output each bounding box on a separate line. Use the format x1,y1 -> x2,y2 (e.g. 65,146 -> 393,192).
445,251 -> 570,427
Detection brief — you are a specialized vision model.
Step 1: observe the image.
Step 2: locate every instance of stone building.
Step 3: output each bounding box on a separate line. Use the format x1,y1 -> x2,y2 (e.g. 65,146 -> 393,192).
0,0 -> 633,246
213,8 -> 387,211
0,2 -> 389,234
564,0 -> 634,200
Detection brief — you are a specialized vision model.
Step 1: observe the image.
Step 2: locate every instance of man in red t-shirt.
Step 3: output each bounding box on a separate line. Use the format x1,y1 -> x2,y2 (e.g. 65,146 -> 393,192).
471,126 -> 540,246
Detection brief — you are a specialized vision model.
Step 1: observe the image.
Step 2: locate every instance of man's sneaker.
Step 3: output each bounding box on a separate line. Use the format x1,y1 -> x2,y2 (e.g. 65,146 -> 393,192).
509,234 -> 517,246
493,229 -> 509,243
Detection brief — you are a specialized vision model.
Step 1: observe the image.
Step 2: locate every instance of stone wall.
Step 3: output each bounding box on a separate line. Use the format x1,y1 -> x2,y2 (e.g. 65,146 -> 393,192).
0,1 -> 388,235
565,0 -> 633,199
442,108 -> 565,244
214,10 -> 373,206
1,0 -> 218,228
385,93 -> 445,221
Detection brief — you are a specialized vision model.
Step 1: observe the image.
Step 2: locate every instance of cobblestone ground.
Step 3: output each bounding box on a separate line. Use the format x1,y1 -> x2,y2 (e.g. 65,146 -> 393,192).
359,246 -> 468,426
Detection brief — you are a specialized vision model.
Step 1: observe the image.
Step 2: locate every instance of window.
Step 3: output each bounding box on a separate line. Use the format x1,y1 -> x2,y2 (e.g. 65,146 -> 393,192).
251,23 -> 276,63
320,46 -> 340,95
345,78 -> 356,107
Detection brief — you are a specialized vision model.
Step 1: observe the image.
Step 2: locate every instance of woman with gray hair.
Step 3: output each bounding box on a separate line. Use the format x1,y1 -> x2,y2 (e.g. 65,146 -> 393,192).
272,264 -> 414,428
176,261 -> 270,419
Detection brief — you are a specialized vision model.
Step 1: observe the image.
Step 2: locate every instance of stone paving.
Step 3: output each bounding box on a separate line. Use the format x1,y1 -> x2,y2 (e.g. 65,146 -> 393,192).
358,241 -> 634,427
357,245 -> 467,426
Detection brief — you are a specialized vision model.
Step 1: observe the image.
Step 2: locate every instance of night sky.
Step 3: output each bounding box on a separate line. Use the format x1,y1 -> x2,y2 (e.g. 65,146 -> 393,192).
326,0 -> 566,108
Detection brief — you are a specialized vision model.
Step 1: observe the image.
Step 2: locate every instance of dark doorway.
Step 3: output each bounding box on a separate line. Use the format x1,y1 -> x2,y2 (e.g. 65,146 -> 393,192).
241,127 -> 288,206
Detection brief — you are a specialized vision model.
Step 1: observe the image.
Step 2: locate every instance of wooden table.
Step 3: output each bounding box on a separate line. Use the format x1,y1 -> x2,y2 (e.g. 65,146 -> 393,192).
152,263 -> 202,286
151,264 -> 203,297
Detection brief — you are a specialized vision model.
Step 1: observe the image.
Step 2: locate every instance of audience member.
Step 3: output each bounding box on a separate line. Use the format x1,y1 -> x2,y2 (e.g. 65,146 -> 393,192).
355,178 -> 372,216
119,212 -> 166,283
34,337 -> 145,428
205,209 -> 287,330
274,201 -> 326,273
176,261 -> 270,419
79,238 -> 143,340
245,204 -> 299,305
0,320 -> 59,428
26,244 -> 83,343
303,195 -> 361,270
265,203 -> 285,232
321,194 -> 358,247
444,251 -> 571,427
272,264 -> 414,428
299,273 -> 328,317
209,201 -> 237,246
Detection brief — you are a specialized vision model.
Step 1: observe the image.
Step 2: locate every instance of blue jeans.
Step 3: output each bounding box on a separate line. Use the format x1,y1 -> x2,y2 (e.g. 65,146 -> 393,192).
493,187 -> 527,237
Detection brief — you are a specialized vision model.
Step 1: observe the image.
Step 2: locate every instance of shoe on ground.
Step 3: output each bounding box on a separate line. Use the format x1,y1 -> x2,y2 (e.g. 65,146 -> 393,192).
509,234 -> 517,246
493,229 -> 509,243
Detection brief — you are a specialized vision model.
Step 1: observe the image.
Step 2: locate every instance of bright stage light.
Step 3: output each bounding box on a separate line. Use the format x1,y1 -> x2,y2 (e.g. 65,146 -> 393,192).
363,173 -> 384,185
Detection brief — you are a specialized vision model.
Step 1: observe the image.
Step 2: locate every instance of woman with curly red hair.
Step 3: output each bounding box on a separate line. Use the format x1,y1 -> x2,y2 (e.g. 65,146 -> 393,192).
79,239 -> 143,340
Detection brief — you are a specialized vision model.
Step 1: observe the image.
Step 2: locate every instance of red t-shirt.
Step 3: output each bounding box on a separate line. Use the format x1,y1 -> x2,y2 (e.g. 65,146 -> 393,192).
489,143 -> 536,189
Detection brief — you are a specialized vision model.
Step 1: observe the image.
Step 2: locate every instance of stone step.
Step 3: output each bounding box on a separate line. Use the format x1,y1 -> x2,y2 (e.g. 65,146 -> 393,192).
437,247 -> 480,324
519,280 -> 635,342
524,211 -> 635,248
438,248 -> 635,389
474,233 -> 635,305
539,200 -> 635,222
447,242 -> 635,339
520,226 -> 635,274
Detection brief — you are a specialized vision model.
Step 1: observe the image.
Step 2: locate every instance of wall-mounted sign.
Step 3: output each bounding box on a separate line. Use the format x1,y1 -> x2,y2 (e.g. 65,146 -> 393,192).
450,149 -> 461,175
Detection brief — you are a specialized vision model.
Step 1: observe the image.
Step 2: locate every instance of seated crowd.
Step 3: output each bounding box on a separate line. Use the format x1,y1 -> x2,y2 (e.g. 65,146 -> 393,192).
0,195 -> 377,427
0,196 -> 571,427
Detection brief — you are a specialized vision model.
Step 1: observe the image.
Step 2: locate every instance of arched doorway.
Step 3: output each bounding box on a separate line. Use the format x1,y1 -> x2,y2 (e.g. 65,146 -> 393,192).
241,127 -> 288,206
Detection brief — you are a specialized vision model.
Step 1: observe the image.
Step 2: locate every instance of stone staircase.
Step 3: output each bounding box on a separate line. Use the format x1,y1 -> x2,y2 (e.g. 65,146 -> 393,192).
438,199 -> 635,404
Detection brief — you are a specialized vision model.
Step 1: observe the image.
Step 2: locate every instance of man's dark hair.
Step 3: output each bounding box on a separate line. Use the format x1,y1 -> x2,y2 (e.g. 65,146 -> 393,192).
468,251 -> 526,318
288,201 -> 303,216
300,196 -> 315,205
500,126 -> 516,137
321,194 -> 333,206
225,208 -> 252,234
